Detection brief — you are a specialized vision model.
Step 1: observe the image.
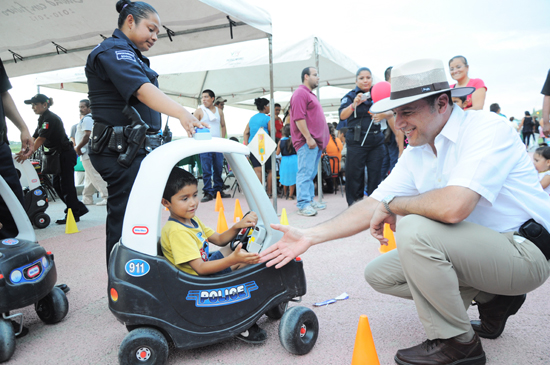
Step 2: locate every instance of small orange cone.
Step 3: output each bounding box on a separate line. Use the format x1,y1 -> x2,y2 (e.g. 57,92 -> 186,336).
215,191 -> 224,212
379,223 -> 396,254
233,199 -> 243,223
216,208 -> 228,233
65,208 -> 79,234
280,208 -> 289,225
351,315 -> 380,365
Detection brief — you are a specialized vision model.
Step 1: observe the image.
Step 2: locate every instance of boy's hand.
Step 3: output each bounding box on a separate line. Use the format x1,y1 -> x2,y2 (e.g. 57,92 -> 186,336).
235,211 -> 258,230
232,243 -> 260,264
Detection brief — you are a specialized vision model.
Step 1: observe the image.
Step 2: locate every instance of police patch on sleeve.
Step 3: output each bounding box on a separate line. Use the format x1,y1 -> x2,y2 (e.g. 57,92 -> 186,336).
115,51 -> 136,62
341,97 -> 348,104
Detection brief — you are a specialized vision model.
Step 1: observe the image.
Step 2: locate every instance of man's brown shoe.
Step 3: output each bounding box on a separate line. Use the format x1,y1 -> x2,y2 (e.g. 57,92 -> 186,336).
394,333 -> 486,365
471,294 -> 526,339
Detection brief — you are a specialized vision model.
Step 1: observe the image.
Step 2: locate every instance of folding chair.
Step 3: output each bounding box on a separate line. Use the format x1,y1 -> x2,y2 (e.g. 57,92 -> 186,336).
328,156 -> 344,197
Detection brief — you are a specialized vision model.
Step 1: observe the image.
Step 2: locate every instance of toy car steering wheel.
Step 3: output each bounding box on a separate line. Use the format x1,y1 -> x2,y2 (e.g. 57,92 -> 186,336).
230,226 -> 254,251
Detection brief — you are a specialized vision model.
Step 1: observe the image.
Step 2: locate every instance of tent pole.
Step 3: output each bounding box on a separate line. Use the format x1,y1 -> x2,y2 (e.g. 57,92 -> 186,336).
268,34 -> 277,212
315,37 -> 323,203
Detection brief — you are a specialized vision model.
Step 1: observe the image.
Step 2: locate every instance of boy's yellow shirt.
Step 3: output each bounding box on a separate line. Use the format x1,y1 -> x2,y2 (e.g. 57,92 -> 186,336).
161,217 -> 214,275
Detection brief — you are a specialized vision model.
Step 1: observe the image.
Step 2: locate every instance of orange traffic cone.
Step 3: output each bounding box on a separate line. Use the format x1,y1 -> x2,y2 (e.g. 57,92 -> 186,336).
65,208 -> 79,234
379,223 -> 396,254
280,208 -> 289,225
351,315 -> 380,365
233,199 -> 243,223
217,208 -> 228,233
215,191 -> 224,212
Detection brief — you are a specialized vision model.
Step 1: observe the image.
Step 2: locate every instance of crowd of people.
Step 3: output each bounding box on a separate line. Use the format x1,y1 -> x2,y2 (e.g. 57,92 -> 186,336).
1,0 -> 550,363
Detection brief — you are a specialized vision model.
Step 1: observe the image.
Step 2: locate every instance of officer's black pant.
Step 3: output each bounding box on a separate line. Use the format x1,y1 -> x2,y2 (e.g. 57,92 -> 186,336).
90,149 -> 146,267
0,143 -> 24,239
53,148 -> 87,216
345,133 -> 385,206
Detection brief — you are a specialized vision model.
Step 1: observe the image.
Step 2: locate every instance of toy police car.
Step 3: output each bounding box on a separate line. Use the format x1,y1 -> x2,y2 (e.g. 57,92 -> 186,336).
0,175 -> 68,362
12,156 -> 50,229
108,132 -> 318,365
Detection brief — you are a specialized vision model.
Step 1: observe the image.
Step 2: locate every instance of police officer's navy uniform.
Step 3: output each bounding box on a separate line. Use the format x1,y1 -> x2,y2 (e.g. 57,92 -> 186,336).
32,109 -> 87,219
85,28 -> 161,265
0,58 -> 24,239
338,86 -> 385,206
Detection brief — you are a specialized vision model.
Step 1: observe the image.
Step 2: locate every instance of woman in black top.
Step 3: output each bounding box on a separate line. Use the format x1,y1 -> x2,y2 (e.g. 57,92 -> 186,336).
338,67 -> 385,206
24,94 -> 88,224
85,0 -> 203,266
519,111 -> 535,148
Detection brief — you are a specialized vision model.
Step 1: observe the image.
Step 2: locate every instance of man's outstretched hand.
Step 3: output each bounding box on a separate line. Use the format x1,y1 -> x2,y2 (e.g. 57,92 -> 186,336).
259,224 -> 313,269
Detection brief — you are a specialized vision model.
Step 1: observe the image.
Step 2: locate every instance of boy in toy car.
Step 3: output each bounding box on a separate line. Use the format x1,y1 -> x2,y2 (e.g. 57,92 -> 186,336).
160,167 -> 267,343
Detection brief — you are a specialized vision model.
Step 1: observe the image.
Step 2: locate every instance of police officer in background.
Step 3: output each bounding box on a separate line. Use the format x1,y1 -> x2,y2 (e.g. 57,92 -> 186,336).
85,0 -> 204,266
0,58 -> 33,238
338,67 -> 385,206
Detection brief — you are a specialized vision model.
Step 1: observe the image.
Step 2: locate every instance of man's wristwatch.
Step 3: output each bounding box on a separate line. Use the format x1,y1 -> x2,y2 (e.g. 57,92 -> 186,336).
381,195 -> 396,215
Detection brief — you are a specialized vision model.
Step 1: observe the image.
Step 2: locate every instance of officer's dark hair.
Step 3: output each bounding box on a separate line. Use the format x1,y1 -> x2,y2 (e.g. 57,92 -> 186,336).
423,91 -> 453,112
202,89 -> 215,99
163,167 -> 197,201
535,146 -> 550,160
254,98 -> 269,112
489,103 -> 500,113
116,0 -> 158,29
275,103 -> 281,108
384,66 -> 393,82
301,67 -> 316,83
80,99 -> 90,108
525,111 -> 531,116
449,55 -> 468,67
356,67 -> 372,78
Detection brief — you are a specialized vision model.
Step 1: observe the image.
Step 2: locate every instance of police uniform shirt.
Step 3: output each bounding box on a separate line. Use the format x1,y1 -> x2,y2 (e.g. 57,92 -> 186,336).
338,86 -> 379,144
0,58 -> 12,143
32,109 -> 72,151
85,28 -> 161,131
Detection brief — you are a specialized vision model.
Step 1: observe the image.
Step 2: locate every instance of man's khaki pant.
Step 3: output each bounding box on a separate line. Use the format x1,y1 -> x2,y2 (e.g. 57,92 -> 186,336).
364,214 -> 550,340
81,158 -> 108,201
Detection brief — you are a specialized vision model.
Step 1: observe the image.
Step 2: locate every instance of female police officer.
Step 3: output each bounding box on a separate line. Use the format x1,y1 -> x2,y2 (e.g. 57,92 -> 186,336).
23,94 -> 88,224
85,0 -> 204,265
338,67 -> 385,206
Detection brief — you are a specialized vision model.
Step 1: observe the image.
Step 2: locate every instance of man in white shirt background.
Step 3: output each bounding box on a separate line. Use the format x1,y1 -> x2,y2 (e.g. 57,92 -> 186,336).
75,99 -> 108,206
260,59 -> 550,365
194,90 -> 228,202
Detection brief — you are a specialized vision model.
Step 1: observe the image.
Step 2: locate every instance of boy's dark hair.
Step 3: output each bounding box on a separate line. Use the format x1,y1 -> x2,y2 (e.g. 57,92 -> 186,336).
163,167 -> 197,201
202,89 -> 215,99
489,103 -> 500,113
455,95 -> 467,103
535,146 -> 550,160
274,103 -> 281,108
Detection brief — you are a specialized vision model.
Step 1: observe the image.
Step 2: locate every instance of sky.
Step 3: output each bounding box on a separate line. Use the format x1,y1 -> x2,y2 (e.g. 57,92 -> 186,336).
5,0 -> 550,143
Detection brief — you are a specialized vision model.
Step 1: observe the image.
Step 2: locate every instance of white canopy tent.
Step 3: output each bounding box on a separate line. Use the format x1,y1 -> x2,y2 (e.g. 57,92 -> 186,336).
37,36 -> 367,109
1,0 -> 271,77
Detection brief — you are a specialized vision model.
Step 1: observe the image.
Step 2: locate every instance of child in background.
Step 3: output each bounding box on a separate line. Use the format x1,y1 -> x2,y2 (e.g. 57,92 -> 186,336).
160,167 -> 266,343
533,146 -> 550,194
452,96 -> 467,109
276,124 -> 297,200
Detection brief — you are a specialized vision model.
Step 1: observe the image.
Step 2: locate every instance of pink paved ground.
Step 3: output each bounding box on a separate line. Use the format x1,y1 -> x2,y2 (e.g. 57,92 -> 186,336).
9,189 -> 550,364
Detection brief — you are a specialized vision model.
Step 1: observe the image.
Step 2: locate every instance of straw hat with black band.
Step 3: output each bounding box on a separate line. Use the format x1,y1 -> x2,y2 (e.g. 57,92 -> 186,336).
370,59 -> 475,114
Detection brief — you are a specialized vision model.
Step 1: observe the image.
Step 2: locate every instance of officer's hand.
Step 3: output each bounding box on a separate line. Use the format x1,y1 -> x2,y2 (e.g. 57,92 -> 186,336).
180,114 -> 209,138
19,130 -> 33,159
354,93 -> 365,106
259,224 -> 313,269
369,202 -> 396,245
306,136 -> 317,149
14,151 -> 28,163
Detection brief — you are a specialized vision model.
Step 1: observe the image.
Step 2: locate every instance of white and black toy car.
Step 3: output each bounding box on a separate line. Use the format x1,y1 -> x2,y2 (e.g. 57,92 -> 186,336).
0,175 -> 68,362
12,156 -> 50,229
108,129 -> 318,365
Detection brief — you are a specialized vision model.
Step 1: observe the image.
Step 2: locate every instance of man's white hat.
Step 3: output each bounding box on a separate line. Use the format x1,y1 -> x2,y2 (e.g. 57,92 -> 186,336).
370,59 -> 475,113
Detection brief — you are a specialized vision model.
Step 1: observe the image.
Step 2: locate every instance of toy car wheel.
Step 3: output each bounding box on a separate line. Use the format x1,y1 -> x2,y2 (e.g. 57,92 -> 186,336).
35,287 -> 69,324
0,319 -> 15,362
33,213 -> 50,229
265,301 -> 288,320
278,306 -> 318,355
119,327 -> 169,365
